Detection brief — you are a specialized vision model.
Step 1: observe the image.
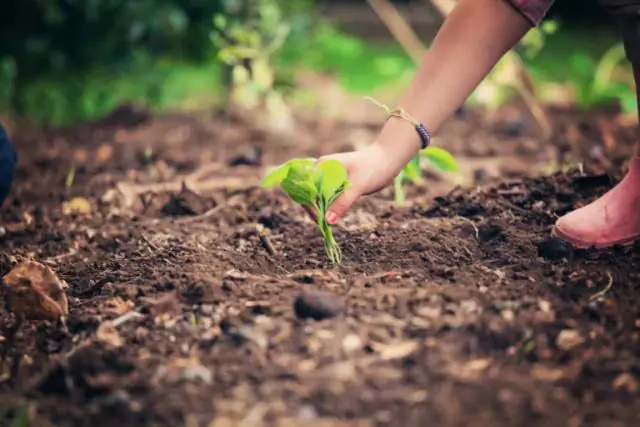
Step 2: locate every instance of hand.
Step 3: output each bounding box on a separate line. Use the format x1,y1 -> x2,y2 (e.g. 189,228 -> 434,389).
313,143 -> 401,224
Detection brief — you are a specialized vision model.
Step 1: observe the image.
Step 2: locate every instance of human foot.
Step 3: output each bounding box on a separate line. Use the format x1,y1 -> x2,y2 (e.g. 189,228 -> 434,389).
552,154 -> 640,249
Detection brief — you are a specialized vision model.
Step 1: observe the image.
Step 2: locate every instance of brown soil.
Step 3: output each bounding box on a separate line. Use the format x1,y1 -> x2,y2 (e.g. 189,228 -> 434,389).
1,100 -> 639,427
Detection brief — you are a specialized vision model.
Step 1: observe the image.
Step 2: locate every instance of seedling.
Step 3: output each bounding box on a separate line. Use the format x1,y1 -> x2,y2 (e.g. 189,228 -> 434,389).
261,159 -> 349,264
394,147 -> 458,204
211,0 -> 290,110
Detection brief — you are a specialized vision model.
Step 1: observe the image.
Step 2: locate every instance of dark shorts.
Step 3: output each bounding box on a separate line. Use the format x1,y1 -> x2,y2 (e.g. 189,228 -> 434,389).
507,0 -> 640,64
0,124 -> 17,208
602,0 -> 640,64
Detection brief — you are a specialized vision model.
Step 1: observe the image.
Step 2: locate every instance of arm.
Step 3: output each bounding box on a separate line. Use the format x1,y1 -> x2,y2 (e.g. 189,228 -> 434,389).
374,0 -> 534,175
321,0 -> 549,223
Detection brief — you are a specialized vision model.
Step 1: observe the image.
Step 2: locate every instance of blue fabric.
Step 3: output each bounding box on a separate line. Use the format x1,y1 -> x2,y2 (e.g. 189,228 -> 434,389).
0,124 -> 17,208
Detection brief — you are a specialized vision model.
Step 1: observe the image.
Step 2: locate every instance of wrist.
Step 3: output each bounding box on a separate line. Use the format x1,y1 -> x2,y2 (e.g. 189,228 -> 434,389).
373,117 -> 427,171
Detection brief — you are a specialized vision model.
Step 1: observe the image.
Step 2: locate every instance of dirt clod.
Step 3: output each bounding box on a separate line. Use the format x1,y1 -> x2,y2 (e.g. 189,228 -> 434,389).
293,291 -> 344,320
556,329 -> 585,351
537,238 -> 574,261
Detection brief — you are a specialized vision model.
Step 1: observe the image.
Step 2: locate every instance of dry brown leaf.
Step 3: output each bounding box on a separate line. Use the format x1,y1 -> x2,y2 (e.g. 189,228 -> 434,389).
275,419 -> 373,427
613,372 -> 639,393
96,322 -> 124,347
104,297 -> 135,315
140,292 -> 181,317
556,329 -> 584,351
464,358 -> 492,371
3,260 -> 69,321
62,197 -> 93,215
96,144 -> 114,163
531,364 -> 568,382
372,340 -> 420,360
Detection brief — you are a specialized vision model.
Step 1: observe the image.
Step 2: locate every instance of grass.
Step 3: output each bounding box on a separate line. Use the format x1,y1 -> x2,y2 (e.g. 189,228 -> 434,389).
2,21 -> 627,127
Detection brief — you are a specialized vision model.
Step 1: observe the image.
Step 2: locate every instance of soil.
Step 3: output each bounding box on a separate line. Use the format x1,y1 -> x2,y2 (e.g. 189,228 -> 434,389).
1,97 -> 640,427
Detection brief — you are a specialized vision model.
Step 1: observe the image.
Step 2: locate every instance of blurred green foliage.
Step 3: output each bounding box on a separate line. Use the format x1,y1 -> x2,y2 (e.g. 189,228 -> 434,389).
0,0 -> 635,126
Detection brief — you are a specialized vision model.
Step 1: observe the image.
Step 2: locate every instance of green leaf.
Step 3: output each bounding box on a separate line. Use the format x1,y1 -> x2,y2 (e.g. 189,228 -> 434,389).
421,146 -> 458,172
317,159 -> 348,201
213,14 -> 227,30
286,159 -> 316,183
281,178 -> 317,206
402,155 -> 421,182
261,158 -> 316,188
261,163 -> 291,188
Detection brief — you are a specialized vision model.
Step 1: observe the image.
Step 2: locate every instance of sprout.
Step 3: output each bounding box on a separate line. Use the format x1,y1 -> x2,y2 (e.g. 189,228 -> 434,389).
262,158 -> 349,264
394,146 -> 458,205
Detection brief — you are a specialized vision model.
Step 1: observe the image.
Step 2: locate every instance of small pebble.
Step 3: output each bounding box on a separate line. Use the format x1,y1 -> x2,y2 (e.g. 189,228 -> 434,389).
296,404 -> 318,420
537,238 -> 574,261
342,333 -> 363,353
228,147 -> 262,166
293,291 -> 344,320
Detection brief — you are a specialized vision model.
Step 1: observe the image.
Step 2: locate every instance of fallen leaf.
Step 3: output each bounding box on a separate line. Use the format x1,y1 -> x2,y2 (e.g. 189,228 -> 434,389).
62,197 -> 93,215
140,292 -> 181,317
96,322 -> 124,347
104,297 -> 135,315
371,340 -> 420,360
531,364 -> 566,382
613,372 -> 639,393
464,358 -> 492,371
96,144 -> 114,163
556,329 -> 584,351
154,356 -> 212,385
3,261 -> 69,321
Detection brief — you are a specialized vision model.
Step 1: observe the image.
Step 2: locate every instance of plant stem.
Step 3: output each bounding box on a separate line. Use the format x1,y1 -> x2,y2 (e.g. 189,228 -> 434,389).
318,218 -> 341,264
394,175 -> 405,205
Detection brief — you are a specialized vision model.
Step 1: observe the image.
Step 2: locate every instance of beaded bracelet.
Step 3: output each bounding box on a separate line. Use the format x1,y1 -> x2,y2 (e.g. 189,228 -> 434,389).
365,96 -> 431,150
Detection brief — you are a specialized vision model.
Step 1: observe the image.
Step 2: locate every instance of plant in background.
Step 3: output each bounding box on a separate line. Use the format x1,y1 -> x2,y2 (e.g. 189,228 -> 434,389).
568,42 -> 637,115
261,159 -> 349,264
394,147 -> 458,205
211,0 -> 290,112
520,20 -> 559,59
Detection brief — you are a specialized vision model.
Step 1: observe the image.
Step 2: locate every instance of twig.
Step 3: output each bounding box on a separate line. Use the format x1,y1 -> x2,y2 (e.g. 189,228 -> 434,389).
172,194 -> 243,225
590,272 -> 614,301
256,224 -> 277,256
456,216 -> 479,240
139,233 -> 159,251
108,162 -> 256,208
366,0 -> 426,64
111,310 -> 144,328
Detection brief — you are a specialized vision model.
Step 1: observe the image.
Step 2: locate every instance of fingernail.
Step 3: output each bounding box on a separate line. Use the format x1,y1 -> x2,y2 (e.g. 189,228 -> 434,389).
326,211 -> 338,224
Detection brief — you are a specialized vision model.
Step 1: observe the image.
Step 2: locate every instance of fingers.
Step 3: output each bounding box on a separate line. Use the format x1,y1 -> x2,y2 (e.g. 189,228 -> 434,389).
325,187 -> 360,224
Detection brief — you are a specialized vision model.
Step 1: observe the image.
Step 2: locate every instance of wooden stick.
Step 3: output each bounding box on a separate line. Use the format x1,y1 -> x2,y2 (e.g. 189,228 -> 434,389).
366,0 -> 426,64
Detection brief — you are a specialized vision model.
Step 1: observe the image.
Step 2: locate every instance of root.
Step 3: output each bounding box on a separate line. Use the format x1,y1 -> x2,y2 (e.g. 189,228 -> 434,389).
590,271 -> 614,302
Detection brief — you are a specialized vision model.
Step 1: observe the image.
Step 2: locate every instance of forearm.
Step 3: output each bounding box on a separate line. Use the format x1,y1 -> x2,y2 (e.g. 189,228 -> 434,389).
374,0 -> 532,171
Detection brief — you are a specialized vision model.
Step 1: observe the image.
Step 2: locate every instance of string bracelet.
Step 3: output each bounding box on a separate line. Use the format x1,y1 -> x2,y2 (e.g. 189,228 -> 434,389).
364,96 -> 431,150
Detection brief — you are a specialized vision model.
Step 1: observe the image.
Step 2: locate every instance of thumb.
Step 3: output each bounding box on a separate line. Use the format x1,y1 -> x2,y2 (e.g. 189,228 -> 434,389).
325,187 -> 360,224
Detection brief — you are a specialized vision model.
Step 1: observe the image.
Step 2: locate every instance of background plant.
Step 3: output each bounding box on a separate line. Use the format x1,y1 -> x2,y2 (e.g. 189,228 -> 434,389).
394,147 -> 459,204
568,42 -> 636,115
